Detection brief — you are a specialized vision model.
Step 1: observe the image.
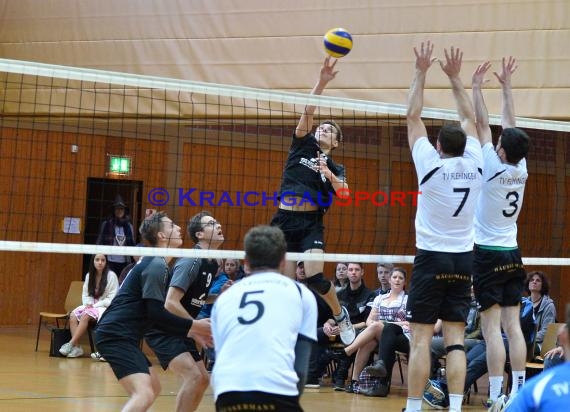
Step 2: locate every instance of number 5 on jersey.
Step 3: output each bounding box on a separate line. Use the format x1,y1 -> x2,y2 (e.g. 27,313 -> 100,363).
237,290 -> 265,325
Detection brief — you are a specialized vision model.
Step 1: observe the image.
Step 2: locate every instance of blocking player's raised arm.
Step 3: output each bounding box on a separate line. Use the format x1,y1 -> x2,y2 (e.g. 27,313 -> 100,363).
472,61 -> 493,146
407,41 -> 435,150
494,56 -> 518,129
440,46 -> 478,141
295,56 -> 338,138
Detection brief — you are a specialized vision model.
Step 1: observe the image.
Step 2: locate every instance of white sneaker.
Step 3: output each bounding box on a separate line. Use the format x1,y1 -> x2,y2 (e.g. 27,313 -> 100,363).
487,394 -> 509,412
337,306 -> 356,345
59,341 -> 73,356
67,345 -> 84,358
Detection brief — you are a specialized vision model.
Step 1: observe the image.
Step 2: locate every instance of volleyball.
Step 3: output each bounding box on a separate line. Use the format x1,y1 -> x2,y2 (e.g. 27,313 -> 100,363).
323,28 -> 353,58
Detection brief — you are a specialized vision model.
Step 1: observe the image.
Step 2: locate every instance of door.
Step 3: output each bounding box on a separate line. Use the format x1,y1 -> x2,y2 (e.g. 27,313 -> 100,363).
82,178 -> 143,276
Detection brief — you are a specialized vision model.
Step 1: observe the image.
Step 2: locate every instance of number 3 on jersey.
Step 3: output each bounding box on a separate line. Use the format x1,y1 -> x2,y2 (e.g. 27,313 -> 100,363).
503,191 -> 519,217
237,290 -> 265,325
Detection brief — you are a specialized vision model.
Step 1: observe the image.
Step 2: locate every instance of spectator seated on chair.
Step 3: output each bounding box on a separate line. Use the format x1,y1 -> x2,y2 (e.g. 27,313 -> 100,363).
422,296 -> 536,408
60,254 -> 119,359
526,271 -> 557,358
334,262 -> 349,292
344,267 -> 408,394
331,262 -> 376,390
375,262 -> 394,296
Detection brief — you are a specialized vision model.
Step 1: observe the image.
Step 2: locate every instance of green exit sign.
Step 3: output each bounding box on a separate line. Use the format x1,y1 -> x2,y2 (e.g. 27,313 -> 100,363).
109,156 -> 131,174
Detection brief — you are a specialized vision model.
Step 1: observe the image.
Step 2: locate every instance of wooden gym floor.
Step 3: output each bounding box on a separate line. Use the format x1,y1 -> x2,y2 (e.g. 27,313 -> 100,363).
0,326 -> 490,411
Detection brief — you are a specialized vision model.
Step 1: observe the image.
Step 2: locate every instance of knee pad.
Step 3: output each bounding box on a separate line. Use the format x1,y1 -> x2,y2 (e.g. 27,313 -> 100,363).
306,272 -> 331,295
445,344 -> 465,354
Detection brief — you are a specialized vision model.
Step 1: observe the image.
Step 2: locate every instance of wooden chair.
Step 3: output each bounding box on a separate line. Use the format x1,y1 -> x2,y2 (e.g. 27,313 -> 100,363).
525,322 -> 565,377
35,280 -> 95,352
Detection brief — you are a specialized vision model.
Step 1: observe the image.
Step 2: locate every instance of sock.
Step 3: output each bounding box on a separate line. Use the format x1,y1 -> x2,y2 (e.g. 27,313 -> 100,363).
489,375 -> 503,401
510,370 -> 526,396
333,310 -> 345,321
405,397 -> 422,412
449,394 -> 463,411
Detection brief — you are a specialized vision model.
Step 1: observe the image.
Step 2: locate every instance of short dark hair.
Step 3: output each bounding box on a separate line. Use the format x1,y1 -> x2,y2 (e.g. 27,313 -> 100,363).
139,211 -> 167,246
500,127 -> 530,164
321,120 -> 343,144
438,124 -> 467,156
187,211 -> 213,243
391,266 -> 407,279
525,270 -> 550,296
347,262 -> 364,269
244,225 -> 286,271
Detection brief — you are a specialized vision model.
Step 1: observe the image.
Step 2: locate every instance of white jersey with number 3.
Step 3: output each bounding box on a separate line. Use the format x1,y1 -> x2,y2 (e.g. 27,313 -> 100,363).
412,136 -> 483,252
474,142 -> 527,247
211,271 -> 317,399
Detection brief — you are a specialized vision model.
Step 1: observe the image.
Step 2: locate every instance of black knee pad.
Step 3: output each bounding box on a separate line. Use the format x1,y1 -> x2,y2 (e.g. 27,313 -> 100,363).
306,272 -> 331,295
445,344 -> 465,354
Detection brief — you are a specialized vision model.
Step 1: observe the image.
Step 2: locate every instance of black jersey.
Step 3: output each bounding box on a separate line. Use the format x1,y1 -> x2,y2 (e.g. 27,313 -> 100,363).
278,132 -> 345,212
96,256 -> 169,341
170,245 -> 218,318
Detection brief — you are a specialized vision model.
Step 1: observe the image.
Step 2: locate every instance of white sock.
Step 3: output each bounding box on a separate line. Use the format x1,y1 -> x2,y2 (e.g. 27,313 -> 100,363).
510,370 -> 526,395
405,397 -> 422,412
489,375 -> 503,401
449,393 -> 463,411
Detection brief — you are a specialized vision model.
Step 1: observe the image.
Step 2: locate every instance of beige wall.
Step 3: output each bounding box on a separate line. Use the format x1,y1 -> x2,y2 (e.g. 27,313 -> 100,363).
0,0 -> 568,119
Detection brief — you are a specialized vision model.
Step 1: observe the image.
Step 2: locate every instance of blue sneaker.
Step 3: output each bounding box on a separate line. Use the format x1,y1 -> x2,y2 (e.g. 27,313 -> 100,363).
423,378 -> 449,409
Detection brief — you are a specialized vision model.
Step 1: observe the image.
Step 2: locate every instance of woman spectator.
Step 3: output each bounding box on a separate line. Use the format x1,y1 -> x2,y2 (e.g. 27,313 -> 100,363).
334,262 -> 348,292
343,267 -> 408,393
526,270 -> 557,356
59,254 -> 119,358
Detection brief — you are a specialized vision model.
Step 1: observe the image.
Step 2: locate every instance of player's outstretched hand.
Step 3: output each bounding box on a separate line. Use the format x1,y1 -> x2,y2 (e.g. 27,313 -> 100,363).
413,40 -> 436,73
493,56 -> 518,87
319,55 -> 339,84
439,46 -> 463,78
472,61 -> 491,88
188,318 -> 213,348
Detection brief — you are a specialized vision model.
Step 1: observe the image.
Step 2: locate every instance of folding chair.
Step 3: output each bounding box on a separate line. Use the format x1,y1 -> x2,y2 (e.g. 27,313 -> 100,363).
35,280 -> 95,352
525,322 -> 565,378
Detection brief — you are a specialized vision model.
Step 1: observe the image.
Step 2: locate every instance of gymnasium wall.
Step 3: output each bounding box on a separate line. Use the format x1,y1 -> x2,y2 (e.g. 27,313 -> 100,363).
0,125 -> 568,326
0,0 -> 568,120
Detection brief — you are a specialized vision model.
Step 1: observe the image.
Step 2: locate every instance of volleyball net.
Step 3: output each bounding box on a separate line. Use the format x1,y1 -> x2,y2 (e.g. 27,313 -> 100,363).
0,57 -> 569,270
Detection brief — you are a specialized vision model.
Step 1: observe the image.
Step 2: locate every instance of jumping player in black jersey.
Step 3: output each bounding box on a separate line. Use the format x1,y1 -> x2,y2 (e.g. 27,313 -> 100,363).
270,55 -> 355,345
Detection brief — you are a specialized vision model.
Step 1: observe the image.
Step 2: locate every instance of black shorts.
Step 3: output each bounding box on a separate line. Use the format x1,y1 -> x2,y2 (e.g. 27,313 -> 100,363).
216,391 -> 302,412
270,209 -> 325,252
95,333 -> 152,380
145,331 -> 201,370
473,245 -> 525,311
406,249 -> 473,324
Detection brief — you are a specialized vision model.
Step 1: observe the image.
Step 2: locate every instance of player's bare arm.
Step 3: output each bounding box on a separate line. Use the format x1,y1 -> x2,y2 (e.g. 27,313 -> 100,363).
407,41 -> 435,150
494,56 -> 518,128
440,46 -> 479,140
472,61 -> 493,145
295,56 -> 338,138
